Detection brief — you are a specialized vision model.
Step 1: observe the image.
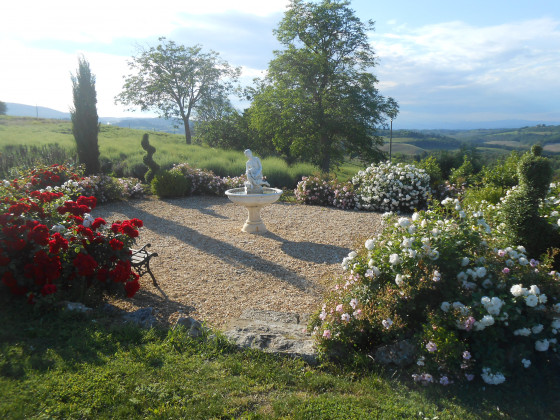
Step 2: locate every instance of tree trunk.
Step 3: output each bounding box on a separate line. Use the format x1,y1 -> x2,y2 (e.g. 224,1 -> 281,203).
319,133 -> 330,173
183,117 -> 191,144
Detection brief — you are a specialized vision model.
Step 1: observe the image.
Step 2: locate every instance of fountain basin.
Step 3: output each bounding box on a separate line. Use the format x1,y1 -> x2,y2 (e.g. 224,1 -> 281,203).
225,187 -> 283,233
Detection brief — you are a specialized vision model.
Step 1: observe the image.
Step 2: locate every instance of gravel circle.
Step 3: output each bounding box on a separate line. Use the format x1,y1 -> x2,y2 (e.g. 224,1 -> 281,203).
92,196 -> 384,328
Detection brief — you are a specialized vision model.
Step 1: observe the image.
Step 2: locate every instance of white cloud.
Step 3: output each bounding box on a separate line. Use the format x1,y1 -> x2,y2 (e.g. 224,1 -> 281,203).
373,18 -> 560,125
1,0 -> 289,43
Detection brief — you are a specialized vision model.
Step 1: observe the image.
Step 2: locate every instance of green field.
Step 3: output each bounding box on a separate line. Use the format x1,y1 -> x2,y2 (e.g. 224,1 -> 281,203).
0,116 -> 323,187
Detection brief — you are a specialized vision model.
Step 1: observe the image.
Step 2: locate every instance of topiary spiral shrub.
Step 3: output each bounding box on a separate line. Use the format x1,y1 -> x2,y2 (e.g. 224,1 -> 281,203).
141,133 -> 160,184
310,199 -> 560,386
150,169 -> 191,198
352,161 -> 430,212
499,145 -> 558,258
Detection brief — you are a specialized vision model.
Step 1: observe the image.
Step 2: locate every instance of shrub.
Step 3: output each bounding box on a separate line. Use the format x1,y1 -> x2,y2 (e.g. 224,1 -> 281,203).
352,161 -> 430,212
141,133 -> 160,183
171,163 -> 226,196
77,175 -> 145,203
499,146 -> 558,257
151,169 -> 191,198
449,155 -> 476,187
310,200 -> 560,386
294,174 -> 355,210
417,155 -> 443,191
0,167 -> 143,305
479,152 -> 520,189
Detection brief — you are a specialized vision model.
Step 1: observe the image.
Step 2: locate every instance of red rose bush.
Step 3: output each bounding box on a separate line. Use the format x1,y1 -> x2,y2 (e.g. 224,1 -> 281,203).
1,164 -> 144,305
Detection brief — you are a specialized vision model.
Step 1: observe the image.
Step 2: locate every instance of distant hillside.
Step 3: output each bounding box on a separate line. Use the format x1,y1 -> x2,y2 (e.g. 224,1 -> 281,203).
6,103 -> 70,119
5,102 -> 185,133
380,124 -> 560,156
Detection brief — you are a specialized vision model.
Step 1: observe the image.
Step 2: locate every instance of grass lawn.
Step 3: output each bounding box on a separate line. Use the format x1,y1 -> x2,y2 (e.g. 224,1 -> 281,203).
1,295 -> 558,419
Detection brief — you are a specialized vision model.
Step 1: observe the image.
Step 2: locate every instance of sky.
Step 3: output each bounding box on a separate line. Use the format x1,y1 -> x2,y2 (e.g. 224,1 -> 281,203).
1,0 -> 559,129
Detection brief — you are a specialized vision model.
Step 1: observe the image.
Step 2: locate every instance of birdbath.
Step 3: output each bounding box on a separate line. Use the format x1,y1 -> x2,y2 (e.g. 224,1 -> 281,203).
225,187 -> 283,233
225,149 -> 283,233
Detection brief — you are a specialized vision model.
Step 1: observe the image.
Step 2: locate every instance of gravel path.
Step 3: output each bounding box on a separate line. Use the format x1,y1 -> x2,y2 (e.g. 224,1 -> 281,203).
93,196 -> 384,328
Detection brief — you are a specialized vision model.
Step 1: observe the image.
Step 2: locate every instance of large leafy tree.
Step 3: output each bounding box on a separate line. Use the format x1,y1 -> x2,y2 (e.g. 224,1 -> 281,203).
248,0 -> 394,172
0,101 -> 6,115
71,57 -> 100,175
116,37 -> 240,144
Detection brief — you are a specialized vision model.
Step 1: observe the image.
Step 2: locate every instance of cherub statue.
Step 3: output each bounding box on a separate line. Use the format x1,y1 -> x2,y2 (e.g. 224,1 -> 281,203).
244,149 -> 269,192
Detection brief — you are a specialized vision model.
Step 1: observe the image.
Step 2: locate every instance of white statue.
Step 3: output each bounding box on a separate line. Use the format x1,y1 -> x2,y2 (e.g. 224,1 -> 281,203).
244,149 -> 269,193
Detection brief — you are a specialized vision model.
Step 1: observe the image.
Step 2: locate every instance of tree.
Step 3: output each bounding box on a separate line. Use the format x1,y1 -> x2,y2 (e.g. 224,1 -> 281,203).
0,101 -> 6,115
70,56 -> 100,175
115,38 -> 240,144
248,0 -> 393,172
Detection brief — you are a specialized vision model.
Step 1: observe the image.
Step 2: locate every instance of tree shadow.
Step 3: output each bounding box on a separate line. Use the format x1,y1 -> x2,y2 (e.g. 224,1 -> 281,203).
262,231 -> 351,264
95,199 -> 319,293
163,196 -> 229,220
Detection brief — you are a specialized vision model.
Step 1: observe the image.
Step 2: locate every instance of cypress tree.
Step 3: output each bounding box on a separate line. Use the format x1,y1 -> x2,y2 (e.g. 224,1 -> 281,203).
71,57 -> 100,175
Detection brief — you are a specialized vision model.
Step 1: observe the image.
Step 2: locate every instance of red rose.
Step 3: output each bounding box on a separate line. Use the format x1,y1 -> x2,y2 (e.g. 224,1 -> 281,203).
48,233 -> 69,254
1,272 -> 17,288
77,196 -> 97,210
91,218 -> 106,230
110,259 -> 132,283
73,252 -> 98,277
130,218 -> 144,228
124,275 -> 140,298
41,284 -> 57,296
28,224 -> 50,246
109,238 -> 124,250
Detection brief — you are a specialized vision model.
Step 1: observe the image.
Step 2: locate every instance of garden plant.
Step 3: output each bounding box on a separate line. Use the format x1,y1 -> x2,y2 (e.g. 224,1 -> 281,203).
310,151 -> 560,387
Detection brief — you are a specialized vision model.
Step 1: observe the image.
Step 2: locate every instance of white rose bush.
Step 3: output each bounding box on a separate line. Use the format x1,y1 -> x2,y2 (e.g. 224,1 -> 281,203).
352,161 -> 430,212
310,198 -> 560,386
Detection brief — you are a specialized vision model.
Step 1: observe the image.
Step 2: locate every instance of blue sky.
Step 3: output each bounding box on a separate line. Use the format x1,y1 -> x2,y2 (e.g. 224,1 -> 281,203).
1,0 -> 559,129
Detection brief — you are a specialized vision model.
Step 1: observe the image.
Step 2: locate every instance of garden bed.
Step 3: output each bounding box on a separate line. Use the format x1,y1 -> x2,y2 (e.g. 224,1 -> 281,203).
92,196 -> 384,328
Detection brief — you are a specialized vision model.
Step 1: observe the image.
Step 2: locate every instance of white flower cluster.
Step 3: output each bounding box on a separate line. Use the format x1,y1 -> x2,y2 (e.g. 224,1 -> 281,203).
352,161 -> 430,212
481,367 -> 506,385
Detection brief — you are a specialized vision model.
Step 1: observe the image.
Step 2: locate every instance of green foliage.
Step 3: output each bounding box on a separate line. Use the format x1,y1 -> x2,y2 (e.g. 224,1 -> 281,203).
417,155 -> 443,189
140,133 -> 160,183
462,185 -> 506,207
116,37 -> 240,144
70,56 -> 100,175
248,0 -> 389,172
478,151 -> 520,189
0,101 -> 6,115
500,148 -> 558,257
150,169 -> 191,198
449,155 -> 476,186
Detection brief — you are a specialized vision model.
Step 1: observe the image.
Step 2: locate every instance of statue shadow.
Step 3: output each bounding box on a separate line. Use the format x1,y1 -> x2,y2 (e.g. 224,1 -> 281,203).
262,231 -> 351,264
94,199 -> 319,293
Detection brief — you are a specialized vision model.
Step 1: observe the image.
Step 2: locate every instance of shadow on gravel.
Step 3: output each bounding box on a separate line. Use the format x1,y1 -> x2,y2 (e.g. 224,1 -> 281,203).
263,231 -> 351,264
95,199 -> 319,293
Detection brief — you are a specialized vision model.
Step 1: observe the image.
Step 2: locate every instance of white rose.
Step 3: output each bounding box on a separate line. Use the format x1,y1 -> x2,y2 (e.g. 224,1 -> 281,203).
535,339 -> 550,352
461,257 -> 470,267
389,254 -> 401,265
532,324 -> 544,334
440,301 -> 451,312
525,294 -> 539,307
529,285 -> 540,295
510,284 -> 527,297
365,239 -> 376,250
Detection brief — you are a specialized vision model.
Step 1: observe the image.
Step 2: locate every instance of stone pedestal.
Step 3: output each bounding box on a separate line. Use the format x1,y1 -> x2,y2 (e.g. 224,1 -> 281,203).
242,205 -> 267,233
225,187 -> 283,234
